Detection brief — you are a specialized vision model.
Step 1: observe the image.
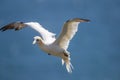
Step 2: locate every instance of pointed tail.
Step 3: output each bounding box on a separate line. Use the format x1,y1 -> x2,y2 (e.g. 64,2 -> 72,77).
62,57 -> 74,73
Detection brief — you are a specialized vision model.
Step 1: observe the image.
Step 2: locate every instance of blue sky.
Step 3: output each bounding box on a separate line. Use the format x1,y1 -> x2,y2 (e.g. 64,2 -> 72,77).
0,0 -> 120,80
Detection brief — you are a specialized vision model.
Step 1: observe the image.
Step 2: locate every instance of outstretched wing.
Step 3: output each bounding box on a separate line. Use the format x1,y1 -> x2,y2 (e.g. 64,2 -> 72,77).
24,22 -> 56,44
0,22 -> 56,44
53,18 -> 90,50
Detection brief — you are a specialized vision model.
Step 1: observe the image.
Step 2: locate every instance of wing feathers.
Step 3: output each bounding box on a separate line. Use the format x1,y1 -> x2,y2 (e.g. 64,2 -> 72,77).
0,22 -> 26,31
54,21 -> 79,49
0,21 -> 56,44
0,18 -> 89,45
54,18 -> 90,50
24,22 -> 56,44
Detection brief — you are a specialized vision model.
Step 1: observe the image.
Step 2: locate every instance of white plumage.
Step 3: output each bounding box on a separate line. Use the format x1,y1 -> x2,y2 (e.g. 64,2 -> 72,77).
25,22 -> 56,44
0,18 -> 90,73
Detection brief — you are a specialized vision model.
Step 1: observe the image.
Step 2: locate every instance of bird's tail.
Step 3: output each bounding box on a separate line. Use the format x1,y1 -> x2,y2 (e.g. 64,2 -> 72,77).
62,57 -> 74,73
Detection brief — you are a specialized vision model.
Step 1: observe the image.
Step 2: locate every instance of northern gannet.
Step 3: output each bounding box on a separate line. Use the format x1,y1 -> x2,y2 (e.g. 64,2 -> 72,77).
0,18 -> 90,73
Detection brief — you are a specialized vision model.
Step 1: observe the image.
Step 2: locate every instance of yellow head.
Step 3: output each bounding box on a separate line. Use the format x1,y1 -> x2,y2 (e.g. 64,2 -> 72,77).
32,36 -> 44,45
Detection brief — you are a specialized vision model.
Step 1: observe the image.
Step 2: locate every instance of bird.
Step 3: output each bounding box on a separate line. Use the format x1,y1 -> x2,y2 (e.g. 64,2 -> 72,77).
0,18 -> 90,73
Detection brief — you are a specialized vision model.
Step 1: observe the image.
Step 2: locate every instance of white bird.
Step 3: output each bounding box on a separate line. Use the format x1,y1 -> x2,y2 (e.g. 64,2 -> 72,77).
0,18 -> 90,73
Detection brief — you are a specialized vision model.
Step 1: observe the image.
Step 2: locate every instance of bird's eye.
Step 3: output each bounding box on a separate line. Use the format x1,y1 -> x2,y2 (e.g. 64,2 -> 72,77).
36,39 -> 39,41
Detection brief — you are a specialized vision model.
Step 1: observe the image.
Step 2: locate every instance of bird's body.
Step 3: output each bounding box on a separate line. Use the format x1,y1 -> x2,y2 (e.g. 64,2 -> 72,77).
37,40 -> 63,57
0,18 -> 90,73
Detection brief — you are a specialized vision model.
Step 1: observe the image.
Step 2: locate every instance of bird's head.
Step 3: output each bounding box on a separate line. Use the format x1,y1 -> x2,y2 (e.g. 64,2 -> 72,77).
32,36 -> 43,45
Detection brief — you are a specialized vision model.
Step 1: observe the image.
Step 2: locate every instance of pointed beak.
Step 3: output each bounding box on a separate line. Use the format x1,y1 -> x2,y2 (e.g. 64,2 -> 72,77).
32,40 -> 36,44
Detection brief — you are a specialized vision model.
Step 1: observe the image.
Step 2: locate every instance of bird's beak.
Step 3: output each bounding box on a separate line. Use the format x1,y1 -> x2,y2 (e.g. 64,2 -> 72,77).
32,40 -> 36,44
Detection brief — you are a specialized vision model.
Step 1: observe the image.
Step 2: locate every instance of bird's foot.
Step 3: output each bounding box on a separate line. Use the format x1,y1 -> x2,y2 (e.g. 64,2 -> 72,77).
48,53 -> 51,55
63,50 -> 70,57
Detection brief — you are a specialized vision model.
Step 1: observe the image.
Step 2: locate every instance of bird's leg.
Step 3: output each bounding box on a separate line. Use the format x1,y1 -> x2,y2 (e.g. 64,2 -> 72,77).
63,50 -> 70,57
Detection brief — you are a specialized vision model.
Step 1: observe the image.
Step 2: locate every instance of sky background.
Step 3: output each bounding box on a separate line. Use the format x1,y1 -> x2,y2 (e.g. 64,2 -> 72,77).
0,0 -> 120,80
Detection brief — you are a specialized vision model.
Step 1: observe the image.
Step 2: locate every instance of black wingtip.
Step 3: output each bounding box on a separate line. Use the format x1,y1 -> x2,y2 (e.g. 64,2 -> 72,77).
66,18 -> 90,23
80,18 -> 90,22
0,25 -> 12,32
0,22 -> 26,32
0,27 -> 6,32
